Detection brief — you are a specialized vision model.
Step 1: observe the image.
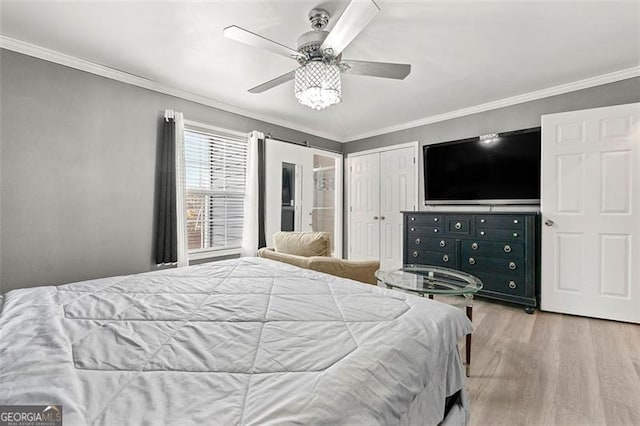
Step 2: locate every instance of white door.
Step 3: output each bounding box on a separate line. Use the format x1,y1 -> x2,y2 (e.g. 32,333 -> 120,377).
541,103 -> 640,323
265,140 -> 314,245
348,145 -> 417,266
349,152 -> 380,260
379,147 -> 416,269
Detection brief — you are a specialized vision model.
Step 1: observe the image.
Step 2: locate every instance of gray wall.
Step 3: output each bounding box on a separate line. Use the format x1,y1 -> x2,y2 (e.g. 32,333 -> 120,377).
344,77 -> 640,155
2,46 -> 638,292
0,49 -> 340,293
342,77 -> 640,255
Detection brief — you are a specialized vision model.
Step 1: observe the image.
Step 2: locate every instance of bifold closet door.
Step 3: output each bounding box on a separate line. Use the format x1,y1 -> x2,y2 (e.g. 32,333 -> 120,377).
349,153 -> 380,260
379,147 -> 416,269
348,146 -> 416,268
541,102 -> 639,323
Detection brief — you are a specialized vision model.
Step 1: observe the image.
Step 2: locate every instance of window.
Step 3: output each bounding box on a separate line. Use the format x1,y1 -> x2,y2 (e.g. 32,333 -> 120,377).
183,125 -> 247,257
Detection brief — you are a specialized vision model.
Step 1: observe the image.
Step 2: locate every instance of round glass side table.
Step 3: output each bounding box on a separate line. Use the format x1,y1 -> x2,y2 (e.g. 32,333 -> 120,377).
375,265 -> 483,373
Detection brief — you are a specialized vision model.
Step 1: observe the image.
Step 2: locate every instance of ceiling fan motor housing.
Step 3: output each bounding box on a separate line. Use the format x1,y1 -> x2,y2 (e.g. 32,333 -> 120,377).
297,30 -> 338,63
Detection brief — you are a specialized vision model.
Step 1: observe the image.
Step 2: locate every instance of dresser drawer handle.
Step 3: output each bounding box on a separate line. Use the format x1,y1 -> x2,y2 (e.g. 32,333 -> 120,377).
504,244 -> 512,253
454,222 -> 462,230
480,231 -> 485,236
410,227 -> 415,232
513,232 -> 519,238
412,251 -> 419,258
410,217 -> 415,221
433,228 -> 439,233
509,262 -> 517,270
415,238 -> 421,245
480,218 -> 486,223
468,257 -> 476,265
443,255 -> 449,262
513,219 -> 519,224
439,240 -> 446,247
508,280 -> 517,289
434,217 -> 439,222
471,242 -> 478,250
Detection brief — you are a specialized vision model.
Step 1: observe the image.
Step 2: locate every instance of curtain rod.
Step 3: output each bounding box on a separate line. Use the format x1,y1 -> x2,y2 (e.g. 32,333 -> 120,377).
265,133 -> 343,155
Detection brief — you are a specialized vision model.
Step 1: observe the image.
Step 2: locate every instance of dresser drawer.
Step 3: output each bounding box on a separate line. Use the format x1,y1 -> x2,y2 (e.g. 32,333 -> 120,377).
475,227 -> 524,242
407,249 -> 456,267
461,240 -> 524,258
476,215 -> 526,230
473,272 -> 526,297
461,255 -> 525,276
446,217 -> 471,235
406,214 -> 443,226
407,225 -> 443,235
408,236 -> 455,251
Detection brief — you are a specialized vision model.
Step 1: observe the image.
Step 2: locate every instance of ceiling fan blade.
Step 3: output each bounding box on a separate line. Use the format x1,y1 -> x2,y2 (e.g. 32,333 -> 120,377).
248,70 -> 296,93
321,0 -> 380,56
223,25 -> 305,61
342,60 -> 411,79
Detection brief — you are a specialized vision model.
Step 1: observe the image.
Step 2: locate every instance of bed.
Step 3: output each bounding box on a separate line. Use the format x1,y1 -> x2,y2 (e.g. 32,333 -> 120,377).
0,257 -> 471,425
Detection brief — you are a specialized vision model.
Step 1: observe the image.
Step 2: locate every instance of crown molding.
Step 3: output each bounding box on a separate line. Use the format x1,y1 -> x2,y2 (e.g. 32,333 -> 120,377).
0,35 -> 340,142
2,35 -> 638,144
343,66 -> 640,142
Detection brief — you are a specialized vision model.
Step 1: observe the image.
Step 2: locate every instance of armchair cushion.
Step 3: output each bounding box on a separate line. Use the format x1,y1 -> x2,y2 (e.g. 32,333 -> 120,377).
257,248 -> 379,285
272,231 -> 330,257
307,257 -> 380,285
257,248 -> 312,270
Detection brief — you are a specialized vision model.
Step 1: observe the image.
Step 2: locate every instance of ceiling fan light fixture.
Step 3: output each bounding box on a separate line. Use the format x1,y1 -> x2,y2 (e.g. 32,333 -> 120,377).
294,61 -> 341,110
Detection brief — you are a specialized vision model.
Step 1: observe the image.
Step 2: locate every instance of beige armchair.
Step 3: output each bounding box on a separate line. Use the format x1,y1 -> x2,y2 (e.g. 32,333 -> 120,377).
257,231 -> 380,285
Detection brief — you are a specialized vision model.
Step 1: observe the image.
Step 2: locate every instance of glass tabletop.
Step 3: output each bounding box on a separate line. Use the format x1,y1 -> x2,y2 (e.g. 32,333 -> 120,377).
375,265 -> 483,296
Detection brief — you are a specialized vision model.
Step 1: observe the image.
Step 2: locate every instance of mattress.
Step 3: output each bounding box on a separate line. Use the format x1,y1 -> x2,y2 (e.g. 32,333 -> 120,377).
0,257 -> 472,425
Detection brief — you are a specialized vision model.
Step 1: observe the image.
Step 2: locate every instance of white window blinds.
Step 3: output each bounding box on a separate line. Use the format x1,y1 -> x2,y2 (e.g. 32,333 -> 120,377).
183,127 -> 247,254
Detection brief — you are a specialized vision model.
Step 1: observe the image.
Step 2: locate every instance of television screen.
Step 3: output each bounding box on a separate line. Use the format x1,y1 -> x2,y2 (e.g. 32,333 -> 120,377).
423,128 -> 541,204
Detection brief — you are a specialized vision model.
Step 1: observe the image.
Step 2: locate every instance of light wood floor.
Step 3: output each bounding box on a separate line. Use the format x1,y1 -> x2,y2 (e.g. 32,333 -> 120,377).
447,296 -> 640,426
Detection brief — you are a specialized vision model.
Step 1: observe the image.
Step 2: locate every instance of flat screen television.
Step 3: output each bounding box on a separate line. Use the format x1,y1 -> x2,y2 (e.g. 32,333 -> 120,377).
423,127 -> 541,205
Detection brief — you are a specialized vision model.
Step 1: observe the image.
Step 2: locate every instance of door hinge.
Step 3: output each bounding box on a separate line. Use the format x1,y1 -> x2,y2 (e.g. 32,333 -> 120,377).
350,206 -> 353,212
350,165 -> 353,172
413,157 -> 415,164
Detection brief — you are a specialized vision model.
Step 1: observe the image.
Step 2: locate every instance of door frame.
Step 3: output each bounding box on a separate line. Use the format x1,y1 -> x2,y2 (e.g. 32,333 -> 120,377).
345,141 -> 420,260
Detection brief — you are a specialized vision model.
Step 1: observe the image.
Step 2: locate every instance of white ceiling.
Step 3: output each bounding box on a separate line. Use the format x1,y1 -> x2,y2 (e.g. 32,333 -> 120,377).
1,1 -> 639,142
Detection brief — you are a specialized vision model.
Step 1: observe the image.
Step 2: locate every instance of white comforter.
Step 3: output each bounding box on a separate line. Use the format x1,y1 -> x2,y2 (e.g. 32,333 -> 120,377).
0,257 -> 471,425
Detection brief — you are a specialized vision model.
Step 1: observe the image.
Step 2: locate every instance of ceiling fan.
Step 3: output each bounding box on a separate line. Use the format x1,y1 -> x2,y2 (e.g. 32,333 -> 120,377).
223,0 -> 411,110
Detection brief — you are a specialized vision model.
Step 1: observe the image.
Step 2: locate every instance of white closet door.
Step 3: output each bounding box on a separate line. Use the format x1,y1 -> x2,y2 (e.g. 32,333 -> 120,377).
379,147 -> 416,269
349,153 -> 380,260
541,103 -> 640,323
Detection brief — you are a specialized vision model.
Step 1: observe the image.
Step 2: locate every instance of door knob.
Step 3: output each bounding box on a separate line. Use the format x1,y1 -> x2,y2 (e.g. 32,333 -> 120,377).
380,216 -> 385,220
544,219 -> 554,226
373,216 -> 379,220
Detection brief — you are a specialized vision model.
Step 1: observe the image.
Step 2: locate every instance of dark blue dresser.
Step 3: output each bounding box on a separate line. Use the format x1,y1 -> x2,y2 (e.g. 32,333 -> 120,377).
403,211 -> 540,313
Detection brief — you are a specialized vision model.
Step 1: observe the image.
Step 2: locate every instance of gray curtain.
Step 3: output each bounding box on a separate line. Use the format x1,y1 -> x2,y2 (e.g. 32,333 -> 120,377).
258,137 -> 267,248
155,117 -> 178,264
